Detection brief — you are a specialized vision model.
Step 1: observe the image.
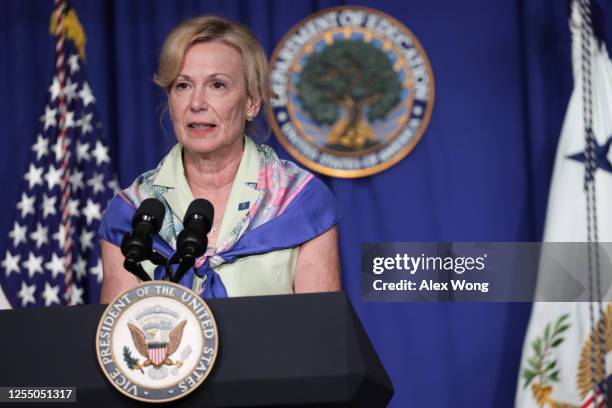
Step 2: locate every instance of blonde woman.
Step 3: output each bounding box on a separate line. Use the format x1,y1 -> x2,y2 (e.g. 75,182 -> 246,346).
98,16 -> 341,302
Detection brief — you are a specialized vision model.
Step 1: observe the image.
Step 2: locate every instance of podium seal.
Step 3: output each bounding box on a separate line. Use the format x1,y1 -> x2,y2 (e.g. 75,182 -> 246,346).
95,281 -> 218,403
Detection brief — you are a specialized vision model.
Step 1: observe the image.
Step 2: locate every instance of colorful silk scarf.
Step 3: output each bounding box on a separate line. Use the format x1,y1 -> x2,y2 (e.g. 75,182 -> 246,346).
98,141 -> 341,298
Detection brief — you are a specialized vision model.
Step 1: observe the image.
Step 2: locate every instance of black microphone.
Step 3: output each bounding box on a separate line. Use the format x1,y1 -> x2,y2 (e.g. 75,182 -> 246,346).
121,198 -> 166,278
171,199 -> 214,282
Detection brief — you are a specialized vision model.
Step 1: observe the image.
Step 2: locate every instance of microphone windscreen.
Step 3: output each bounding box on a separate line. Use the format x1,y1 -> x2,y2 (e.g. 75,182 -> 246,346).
185,199 -> 214,227
133,198 -> 166,232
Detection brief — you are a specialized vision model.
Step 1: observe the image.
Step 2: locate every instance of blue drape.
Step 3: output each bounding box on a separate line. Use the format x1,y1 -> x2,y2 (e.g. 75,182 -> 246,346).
2,0 -> 611,406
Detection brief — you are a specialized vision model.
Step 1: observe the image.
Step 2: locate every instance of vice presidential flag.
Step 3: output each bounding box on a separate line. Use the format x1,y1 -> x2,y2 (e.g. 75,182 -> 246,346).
0,3 -> 117,308
516,1 -> 612,407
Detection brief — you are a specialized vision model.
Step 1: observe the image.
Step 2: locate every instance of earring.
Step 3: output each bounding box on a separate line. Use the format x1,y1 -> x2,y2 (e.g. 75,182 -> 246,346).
246,112 -> 256,122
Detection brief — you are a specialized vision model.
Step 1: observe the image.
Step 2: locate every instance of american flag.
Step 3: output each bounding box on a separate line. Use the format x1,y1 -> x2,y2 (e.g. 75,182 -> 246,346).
0,2 -> 117,307
581,385 -> 606,408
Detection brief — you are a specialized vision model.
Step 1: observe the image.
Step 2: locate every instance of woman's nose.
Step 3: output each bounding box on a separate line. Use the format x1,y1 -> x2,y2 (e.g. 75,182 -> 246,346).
190,88 -> 209,111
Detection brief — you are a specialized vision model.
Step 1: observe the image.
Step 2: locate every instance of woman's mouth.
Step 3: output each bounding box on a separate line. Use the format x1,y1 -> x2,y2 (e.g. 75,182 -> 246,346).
187,122 -> 217,136
188,122 -> 216,129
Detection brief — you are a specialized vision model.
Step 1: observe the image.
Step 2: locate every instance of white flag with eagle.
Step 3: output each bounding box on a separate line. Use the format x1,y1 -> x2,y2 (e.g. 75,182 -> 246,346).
515,1 -> 612,407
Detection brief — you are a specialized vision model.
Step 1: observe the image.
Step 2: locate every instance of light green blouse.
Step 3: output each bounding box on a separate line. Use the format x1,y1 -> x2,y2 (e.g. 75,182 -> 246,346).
143,137 -> 298,296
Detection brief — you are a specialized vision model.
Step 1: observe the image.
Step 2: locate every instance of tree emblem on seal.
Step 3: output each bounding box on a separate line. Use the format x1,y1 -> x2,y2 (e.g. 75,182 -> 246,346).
297,40 -> 402,150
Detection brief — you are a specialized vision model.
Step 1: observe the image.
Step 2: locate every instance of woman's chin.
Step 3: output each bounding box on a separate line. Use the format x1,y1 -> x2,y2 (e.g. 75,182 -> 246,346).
182,141 -> 220,156
180,137 -> 242,159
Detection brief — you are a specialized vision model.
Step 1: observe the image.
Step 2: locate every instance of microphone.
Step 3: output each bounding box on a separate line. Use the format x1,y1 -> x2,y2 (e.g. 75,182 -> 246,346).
171,199 -> 214,282
121,198 -> 166,279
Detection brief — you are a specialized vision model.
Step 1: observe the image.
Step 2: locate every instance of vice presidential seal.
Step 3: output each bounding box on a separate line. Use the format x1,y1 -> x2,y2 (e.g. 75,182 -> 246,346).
268,6 -> 435,178
95,282 -> 218,403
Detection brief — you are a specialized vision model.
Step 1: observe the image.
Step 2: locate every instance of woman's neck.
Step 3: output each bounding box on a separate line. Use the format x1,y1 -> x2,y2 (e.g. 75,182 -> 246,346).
182,143 -> 243,195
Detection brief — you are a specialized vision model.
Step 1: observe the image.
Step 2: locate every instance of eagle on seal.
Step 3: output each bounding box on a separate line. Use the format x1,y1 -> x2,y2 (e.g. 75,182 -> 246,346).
127,320 -> 186,369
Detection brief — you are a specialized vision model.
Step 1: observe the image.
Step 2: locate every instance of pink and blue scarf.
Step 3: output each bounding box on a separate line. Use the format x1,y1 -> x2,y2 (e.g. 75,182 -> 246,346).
98,142 -> 341,298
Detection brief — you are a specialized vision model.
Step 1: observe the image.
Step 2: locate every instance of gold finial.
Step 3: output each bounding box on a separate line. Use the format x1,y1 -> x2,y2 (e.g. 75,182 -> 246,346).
49,6 -> 87,60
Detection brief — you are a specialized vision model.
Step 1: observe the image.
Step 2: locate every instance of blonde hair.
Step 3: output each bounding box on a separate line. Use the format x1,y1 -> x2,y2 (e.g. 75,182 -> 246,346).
154,15 -> 270,109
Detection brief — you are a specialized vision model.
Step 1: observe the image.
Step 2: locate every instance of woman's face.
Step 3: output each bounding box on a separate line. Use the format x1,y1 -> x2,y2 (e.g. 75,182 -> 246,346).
169,41 -> 258,157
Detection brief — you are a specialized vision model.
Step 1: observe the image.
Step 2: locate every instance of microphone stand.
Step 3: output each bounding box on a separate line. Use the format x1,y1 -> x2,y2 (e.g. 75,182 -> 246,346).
150,251 -> 174,282
124,262 -> 152,282
123,250 -> 173,283
171,256 -> 196,284
167,235 -> 208,283
122,247 -> 199,284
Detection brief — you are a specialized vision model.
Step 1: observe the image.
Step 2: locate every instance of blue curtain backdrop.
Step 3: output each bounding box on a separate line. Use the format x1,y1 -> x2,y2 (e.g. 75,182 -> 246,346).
2,0 -> 611,406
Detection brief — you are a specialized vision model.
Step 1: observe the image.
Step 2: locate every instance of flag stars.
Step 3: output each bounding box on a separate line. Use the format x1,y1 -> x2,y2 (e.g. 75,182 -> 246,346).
29,223 -> 49,249
79,82 -> 95,106
567,136 -> 612,176
2,251 -> 20,277
79,112 -> 93,134
49,77 -> 62,102
42,194 -> 58,218
83,199 -> 102,225
79,229 -> 94,251
16,193 -> 35,218
31,135 -> 49,161
75,142 -> 90,164
87,172 -> 106,194
17,282 -> 36,307
68,198 -> 80,217
52,225 -> 66,248
8,56 -> 114,308
64,111 -> 76,129
67,54 -> 80,74
64,78 -> 78,104
42,283 -> 60,306
44,164 -> 62,190
24,164 -> 43,189
92,141 -> 110,165
8,45 -> 113,308
90,259 -> 103,283
23,252 -> 43,278
74,257 -> 87,281
8,222 -> 27,247
70,169 -> 84,190
45,253 -> 65,279
108,178 -> 120,194
51,138 -> 65,163
69,283 -> 84,305
40,105 -> 57,130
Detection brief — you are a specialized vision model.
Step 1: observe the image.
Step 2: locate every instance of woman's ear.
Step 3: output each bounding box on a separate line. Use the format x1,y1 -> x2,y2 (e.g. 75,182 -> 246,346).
246,96 -> 262,119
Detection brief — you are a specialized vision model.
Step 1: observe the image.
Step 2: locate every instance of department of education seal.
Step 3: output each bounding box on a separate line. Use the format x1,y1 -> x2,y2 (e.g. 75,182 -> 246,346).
95,281 -> 218,403
268,6 -> 435,178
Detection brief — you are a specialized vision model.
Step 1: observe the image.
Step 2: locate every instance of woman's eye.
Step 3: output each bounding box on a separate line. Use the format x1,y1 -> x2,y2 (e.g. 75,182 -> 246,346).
212,81 -> 226,89
175,82 -> 189,90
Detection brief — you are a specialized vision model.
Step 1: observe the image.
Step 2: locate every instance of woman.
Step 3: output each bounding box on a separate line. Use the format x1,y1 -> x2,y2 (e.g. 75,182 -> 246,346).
99,16 -> 341,302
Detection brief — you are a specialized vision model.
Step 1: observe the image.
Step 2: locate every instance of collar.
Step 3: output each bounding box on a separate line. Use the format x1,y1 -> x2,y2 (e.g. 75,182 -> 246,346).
153,136 -> 261,243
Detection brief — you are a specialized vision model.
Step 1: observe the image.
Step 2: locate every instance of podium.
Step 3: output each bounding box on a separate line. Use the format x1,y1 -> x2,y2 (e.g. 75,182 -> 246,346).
0,292 -> 393,407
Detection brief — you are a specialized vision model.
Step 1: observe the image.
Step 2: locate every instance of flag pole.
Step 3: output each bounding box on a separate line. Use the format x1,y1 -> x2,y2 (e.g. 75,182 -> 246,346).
52,0 -> 74,305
